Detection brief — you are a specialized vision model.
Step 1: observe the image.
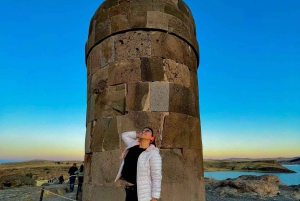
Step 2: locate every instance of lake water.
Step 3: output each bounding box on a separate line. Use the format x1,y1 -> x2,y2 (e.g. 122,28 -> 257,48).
0,159 -> 22,164
204,165 -> 300,185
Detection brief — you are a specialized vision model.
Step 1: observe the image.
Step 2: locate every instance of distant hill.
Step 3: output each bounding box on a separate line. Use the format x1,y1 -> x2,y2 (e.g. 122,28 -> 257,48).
214,157 -> 300,165
204,159 -> 296,173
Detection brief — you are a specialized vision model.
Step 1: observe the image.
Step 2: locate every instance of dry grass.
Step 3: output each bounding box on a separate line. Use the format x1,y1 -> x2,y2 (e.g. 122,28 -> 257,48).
0,160 -> 82,180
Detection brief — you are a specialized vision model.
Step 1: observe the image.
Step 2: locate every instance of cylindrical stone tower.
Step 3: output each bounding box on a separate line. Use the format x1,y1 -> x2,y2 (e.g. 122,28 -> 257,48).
84,0 -> 205,200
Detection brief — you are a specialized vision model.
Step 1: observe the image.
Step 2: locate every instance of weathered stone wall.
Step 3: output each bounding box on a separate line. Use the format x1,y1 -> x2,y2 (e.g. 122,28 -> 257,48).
84,0 -> 205,200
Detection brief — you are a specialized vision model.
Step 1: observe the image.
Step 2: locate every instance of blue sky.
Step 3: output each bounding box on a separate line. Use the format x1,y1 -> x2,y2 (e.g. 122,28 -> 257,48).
0,0 -> 299,161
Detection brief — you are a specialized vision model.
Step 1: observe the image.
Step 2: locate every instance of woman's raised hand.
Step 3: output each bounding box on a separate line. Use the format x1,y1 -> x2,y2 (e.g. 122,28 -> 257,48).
151,198 -> 157,201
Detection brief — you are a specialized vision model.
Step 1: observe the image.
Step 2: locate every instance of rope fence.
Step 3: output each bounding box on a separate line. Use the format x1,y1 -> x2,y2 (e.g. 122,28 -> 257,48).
39,185 -> 82,201
44,190 -> 77,201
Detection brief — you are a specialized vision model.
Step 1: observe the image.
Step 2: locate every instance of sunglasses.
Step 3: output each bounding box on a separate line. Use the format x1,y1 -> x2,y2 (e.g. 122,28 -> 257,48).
140,129 -> 151,133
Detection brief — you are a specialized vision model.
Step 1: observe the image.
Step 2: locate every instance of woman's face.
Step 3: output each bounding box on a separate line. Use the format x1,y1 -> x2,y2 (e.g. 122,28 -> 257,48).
139,128 -> 152,140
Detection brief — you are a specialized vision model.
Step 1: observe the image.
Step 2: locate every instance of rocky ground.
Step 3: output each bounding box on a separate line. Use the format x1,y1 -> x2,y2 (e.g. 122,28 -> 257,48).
0,160 -> 299,200
0,175 -> 299,201
0,183 -> 81,201
205,175 -> 300,201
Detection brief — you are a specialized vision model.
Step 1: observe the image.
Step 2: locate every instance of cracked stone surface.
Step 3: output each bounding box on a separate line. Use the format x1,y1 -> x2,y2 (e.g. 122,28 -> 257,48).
84,0 -> 205,200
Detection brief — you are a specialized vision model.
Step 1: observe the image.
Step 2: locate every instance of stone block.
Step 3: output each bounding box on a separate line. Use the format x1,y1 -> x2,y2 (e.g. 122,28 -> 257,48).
188,116 -> 202,149
163,59 -> 190,88
94,84 -> 126,120
86,94 -> 97,124
126,82 -> 150,112
107,59 -> 142,86
111,15 -> 129,33
160,0 -> 178,7
127,11 -> 147,28
147,11 -> 168,30
152,0 -> 165,12
164,3 -> 184,22
87,31 -> 95,55
183,149 -> 205,186
169,83 -> 198,117
87,76 -> 92,100
151,31 -> 166,58
189,70 -> 199,97
161,113 -> 189,148
160,149 -> 205,201
114,31 -> 151,60
160,182 -> 187,201
151,32 -> 184,64
177,0 -> 190,18
84,154 -> 92,184
95,19 -> 111,43
90,185 -> 124,201
160,149 -> 184,183
88,17 -> 95,37
91,67 -> 108,97
94,5 -> 109,23
91,117 -> 120,152
130,0 -> 153,13
117,111 -> 168,148
109,2 -> 130,17
100,37 -> 114,68
140,57 -> 164,82
168,14 -> 191,42
91,150 -> 122,185
85,121 -> 96,154
150,82 -> 169,111
191,33 -> 199,57
89,45 -> 101,76
182,42 -> 198,72
82,183 -> 92,201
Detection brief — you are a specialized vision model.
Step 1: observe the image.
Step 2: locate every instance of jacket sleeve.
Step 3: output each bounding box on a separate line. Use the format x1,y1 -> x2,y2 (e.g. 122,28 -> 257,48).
121,131 -> 137,146
150,150 -> 162,199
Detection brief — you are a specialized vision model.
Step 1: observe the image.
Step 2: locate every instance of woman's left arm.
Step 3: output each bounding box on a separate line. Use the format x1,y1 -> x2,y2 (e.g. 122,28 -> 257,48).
149,150 -> 162,200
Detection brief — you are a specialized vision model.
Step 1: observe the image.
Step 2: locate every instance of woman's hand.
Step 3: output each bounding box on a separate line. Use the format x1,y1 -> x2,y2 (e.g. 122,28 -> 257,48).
151,198 -> 157,201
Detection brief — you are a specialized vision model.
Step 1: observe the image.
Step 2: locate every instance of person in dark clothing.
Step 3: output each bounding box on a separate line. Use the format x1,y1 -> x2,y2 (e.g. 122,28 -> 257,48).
58,174 -> 64,184
68,163 -> 78,192
75,164 -> 84,192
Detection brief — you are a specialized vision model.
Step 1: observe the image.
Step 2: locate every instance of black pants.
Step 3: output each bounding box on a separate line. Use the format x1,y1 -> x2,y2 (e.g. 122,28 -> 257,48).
78,177 -> 83,191
125,185 -> 138,201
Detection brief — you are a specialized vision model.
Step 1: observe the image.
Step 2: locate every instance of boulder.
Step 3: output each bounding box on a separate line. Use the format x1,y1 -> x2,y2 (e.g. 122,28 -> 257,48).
212,175 -> 281,198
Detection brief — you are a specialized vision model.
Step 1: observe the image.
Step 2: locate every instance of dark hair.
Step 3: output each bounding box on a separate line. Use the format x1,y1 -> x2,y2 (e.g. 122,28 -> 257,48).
144,127 -> 156,147
79,164 -> 84,172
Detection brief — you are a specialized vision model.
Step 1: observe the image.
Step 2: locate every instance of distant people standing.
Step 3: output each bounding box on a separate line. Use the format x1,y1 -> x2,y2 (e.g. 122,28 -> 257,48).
58,174 -> 64,184
75,164 -> 84,192
68,163 -> 78,192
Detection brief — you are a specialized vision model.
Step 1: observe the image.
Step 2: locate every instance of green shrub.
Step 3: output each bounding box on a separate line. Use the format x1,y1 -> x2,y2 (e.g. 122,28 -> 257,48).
25,173 -> 33,178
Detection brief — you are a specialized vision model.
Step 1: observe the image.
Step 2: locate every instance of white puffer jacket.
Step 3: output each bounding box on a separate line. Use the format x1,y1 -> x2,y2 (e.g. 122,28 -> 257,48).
115,131 -> 162,201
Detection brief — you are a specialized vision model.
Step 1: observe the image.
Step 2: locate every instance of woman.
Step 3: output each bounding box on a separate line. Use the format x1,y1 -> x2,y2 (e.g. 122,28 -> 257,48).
115,127 -> 162,201
75,164 -> 84,192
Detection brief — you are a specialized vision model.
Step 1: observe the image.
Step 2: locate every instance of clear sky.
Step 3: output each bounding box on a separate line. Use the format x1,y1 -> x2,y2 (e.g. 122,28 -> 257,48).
0,0 -> 299,162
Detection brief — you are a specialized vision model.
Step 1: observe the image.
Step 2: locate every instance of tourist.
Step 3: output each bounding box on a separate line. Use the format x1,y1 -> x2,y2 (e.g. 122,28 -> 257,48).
68,163 -> 78,192
58,174 -> 64,184
75,164 -> 84,192
115,127 -> 162,201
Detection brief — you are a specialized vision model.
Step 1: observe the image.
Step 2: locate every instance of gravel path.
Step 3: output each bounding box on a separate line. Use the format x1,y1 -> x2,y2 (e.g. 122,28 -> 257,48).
0,185 -> 298,201
0,184 -> 81,201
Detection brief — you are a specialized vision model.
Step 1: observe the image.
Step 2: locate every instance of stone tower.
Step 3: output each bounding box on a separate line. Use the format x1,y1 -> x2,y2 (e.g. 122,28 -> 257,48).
84,0 -> 205,200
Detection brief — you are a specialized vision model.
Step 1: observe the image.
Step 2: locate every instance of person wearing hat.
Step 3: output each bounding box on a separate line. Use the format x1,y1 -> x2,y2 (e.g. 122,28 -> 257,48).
68,163 -> 78,192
